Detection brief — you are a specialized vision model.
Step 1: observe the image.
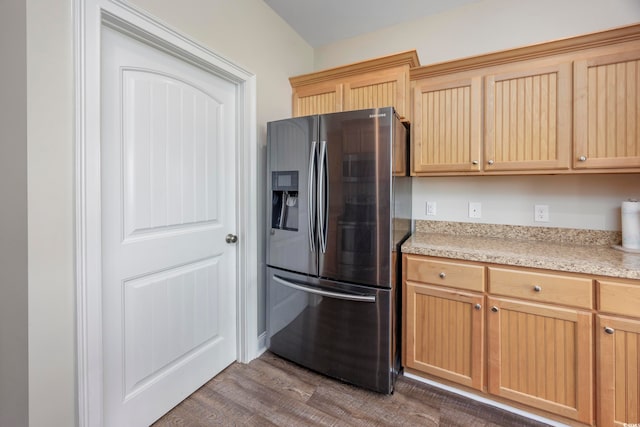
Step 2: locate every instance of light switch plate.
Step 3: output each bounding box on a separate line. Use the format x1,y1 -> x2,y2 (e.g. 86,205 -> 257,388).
426,201 -> 437,216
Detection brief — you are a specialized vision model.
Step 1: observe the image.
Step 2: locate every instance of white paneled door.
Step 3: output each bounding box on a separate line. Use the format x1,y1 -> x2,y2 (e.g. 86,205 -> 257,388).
101,26 -> 237,427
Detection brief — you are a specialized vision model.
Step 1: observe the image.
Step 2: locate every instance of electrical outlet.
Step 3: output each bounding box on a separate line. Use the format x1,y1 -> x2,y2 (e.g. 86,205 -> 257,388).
534,204 -> 549,222
426,201 -> 437,216
469,202 -> 482,218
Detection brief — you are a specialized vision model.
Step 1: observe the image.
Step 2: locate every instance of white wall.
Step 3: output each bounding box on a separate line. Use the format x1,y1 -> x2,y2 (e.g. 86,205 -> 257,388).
26,0 -> 76,426
0,1 -> 28,426
315,0 -> 640,231
414,175 -> 640,230
315,0 -> 640,69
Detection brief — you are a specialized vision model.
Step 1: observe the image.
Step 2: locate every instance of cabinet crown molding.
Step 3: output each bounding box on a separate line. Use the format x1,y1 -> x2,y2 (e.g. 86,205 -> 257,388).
290,50 -> 420,87
410,23 -> 640,80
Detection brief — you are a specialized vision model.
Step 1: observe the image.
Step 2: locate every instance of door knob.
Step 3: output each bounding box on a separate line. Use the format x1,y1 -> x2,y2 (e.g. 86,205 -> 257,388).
225,234 -> 238,244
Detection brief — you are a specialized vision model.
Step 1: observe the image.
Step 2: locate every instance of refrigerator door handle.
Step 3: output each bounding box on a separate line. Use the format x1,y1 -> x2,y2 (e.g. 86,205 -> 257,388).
273,275 -> 376,303
318,140 -> 328,253
308,140 -> 317,252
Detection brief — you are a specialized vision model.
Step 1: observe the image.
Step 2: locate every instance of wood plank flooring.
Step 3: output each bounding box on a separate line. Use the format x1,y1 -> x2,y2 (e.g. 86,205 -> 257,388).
153,351 -> 551,426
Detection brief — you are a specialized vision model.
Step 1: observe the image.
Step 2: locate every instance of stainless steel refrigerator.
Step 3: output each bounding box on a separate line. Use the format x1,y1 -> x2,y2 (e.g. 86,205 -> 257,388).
266,107 -> 412,394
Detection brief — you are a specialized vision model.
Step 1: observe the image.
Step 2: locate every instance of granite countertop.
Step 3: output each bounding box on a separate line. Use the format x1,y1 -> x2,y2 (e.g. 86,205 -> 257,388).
402,221 -> 640,280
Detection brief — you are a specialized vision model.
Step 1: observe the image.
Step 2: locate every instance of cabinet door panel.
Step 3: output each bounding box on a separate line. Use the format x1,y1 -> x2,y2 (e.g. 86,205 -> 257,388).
487,297 -> 593,423
405,282 -> 484,390
292,81 -> 343,116
344,68 -> 409,118
412,77 -> 482,173
485,63 -> 571,171
597,315 -> 640,427
574,49 -> 640,169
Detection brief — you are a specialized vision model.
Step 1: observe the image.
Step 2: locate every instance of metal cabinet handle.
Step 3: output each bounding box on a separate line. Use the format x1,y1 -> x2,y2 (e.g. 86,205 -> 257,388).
439,272 -> 446,279
604,327 -> 615,335
487,159 -> 494,165
225,234 -> 238,244
578,155 -> 587,162
491,306 -> 499,313
472,160 -> 479,165
474,304 -> 482,310
533,285 -> 542,292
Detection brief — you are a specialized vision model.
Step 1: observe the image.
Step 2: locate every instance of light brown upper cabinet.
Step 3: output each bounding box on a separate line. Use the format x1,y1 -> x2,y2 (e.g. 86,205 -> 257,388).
484,62 -> 572,171
410,23 -> 640,176
412,61 -> 572,175
290,50 -> 419,120
412,75 -> 482,173
412,61 -> 572,174
574,48 -> 640,170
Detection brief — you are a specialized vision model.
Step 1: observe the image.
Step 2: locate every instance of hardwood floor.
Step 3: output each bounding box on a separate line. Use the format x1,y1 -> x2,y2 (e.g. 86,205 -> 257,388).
153,351 -> 551,426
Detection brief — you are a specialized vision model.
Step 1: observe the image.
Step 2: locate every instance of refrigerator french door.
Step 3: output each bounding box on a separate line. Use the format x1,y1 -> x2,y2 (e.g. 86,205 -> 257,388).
266,107 -> 411,394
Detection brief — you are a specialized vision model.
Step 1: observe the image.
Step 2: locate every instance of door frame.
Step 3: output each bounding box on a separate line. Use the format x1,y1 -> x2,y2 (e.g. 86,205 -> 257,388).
74,1 -> 258,426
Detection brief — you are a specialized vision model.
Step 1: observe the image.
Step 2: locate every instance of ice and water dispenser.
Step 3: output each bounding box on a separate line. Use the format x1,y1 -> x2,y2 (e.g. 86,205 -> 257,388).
271,171 -> 299,231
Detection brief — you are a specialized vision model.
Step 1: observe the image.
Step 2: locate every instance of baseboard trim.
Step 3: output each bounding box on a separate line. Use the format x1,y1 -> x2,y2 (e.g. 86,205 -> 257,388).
403,372 -> 569,427
256,332 -> 267,358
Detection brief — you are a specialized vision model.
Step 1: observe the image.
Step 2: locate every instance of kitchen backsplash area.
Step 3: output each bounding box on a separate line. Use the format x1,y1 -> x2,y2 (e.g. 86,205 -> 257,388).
413,173 -> 640,231
414,220 -> 621,246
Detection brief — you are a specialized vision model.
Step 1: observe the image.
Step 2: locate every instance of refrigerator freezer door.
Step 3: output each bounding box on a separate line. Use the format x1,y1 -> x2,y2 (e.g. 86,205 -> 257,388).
267,116 -> 318,275
318,107 -> 395,288
266,267 -> 396,394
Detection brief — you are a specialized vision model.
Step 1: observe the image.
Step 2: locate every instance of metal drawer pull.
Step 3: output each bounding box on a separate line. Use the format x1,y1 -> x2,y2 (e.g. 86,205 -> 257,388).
533,285 -> 542,292
487,159 -> 494,165
474,304 -> 481,310
439,272 -> 446,279
491,306 -> 499,313
472,160 -> 479,165
604,327 -> 615,335
578,155 -> 587,162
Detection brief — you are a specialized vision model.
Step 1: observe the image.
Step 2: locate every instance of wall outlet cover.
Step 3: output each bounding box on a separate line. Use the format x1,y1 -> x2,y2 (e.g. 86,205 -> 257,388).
534,204 -> 549,222
426,201 -> 437,216
469,202 -> 482,218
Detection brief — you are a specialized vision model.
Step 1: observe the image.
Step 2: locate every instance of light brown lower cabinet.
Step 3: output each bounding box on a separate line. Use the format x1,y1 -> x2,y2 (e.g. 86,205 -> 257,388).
597,315 -> 640,427
405,282 -> 485,390
403,254 -> 601,425
487,296 -> 594,424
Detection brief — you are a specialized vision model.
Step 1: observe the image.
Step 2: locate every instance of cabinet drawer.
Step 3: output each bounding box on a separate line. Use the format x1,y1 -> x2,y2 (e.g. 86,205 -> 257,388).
405,255 -> 485,292
488,267 -> 593,308
599,280 -> 640,317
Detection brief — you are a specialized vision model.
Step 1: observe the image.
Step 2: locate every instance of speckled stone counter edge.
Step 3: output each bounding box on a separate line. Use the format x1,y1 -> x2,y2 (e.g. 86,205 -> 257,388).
405,220 -> 640,280
415,220 -> 621,246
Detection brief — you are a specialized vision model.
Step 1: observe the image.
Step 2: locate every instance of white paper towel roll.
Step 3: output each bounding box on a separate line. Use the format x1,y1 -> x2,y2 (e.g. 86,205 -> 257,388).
622,200 -> 640,250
